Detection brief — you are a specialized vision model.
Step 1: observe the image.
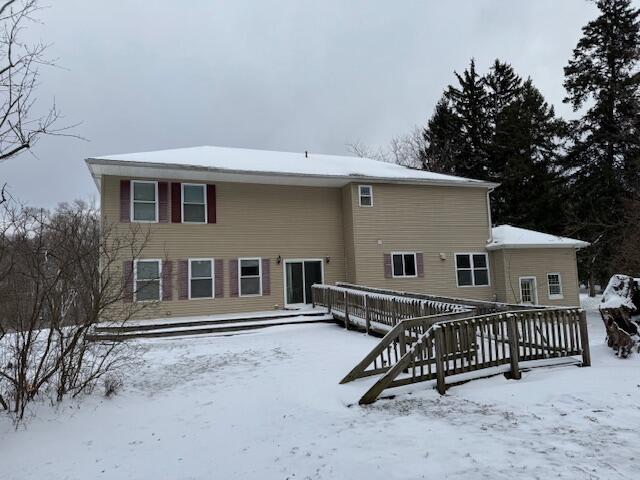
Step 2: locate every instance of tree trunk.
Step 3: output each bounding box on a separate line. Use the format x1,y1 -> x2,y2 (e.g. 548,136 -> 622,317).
588,271 -> 596,297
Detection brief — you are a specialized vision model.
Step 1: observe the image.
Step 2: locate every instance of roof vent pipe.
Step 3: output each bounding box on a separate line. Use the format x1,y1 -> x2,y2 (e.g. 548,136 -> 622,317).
305,150 -> 308,158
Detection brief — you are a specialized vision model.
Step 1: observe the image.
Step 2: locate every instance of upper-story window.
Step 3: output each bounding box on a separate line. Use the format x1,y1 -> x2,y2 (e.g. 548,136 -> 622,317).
182,184 -> 207,223
547,273 -> 563,299
359,185 -> 373,207
392,252 -> 417,278
455,253 -> 489,287
132,181 -> 158,222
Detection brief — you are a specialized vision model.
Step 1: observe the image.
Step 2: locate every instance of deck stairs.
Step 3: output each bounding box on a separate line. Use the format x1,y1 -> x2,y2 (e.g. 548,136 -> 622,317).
88,309 -> 334,341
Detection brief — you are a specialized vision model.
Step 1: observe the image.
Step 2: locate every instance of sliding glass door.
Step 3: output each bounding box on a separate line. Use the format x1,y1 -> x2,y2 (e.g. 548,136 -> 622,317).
285,260 -> 323,305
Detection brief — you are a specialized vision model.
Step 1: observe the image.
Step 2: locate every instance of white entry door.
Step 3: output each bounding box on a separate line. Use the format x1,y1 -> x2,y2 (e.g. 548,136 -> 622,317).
519,277 -> 538,305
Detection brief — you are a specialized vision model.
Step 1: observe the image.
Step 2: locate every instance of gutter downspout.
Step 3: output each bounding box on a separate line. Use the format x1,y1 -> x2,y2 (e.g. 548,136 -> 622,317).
486,187 -> 495,243
486,186 -> 497,301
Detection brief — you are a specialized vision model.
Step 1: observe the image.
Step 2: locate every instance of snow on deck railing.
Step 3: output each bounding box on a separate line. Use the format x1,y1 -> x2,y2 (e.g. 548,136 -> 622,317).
311,284 -> 473,330
333,282 -> 540,313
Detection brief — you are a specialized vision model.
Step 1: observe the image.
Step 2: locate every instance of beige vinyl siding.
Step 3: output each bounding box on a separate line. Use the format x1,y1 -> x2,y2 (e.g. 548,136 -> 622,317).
497,248 -> 580,306
346,183 -> 496,301
103,175 -> 345,317
341,185 -> 357,283
489,250 -> 507,302
102,173 -> 583,318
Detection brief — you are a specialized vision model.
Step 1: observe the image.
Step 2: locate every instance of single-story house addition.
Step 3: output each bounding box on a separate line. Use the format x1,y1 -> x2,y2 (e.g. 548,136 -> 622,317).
85,145 -> 589,319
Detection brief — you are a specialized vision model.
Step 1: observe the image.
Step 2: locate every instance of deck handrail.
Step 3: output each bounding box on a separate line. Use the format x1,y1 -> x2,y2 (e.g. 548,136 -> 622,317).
311,284 -> 473,332
357,307 -> 590,404
339,310 -> 473,384
334,282 -> 546,314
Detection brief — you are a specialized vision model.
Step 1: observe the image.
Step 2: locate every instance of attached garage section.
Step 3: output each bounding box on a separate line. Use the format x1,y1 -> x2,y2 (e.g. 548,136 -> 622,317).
488,226 -> 589,307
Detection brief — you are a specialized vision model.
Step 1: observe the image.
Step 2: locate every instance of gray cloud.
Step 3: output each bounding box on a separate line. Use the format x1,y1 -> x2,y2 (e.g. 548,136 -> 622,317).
0,0 -> 616,207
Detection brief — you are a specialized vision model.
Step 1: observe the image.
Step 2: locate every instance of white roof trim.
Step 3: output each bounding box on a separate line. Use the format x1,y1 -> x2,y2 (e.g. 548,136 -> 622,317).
486,243 -> 589,250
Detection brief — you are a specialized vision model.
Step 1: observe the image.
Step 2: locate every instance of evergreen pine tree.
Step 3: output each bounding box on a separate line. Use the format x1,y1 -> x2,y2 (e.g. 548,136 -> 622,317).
420,97 -> 462,173
443,59 -> 492,180
492,80 -> 567,233
420,59 -> 566,233
563,0 -> 640,288
485,60 -> 522,127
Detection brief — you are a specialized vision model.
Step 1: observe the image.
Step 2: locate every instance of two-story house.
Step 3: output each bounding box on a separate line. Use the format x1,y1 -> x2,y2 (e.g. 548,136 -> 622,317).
86,145 -> 588,319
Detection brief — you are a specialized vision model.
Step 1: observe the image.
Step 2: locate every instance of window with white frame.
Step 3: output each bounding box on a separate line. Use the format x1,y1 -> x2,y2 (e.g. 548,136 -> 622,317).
135,259 -> 161,301
132,181 -> 158,222
189,259 -> 213,299
392,252 -> 417,278
359,185 -> 373,207
182,184 -> 207,223
239,258 -> 261,296
547,273 -> 563,299
455,253 -> 489,286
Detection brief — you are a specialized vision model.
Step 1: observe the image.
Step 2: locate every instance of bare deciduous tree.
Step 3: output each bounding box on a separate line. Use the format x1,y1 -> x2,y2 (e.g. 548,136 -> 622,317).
0,199 -> 154,421
0,0 -> 79,206
347,127 -> 425,170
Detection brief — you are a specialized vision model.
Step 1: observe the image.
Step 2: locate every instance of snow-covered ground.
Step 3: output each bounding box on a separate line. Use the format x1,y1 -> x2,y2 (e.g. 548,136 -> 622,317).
3,300 -> 639,480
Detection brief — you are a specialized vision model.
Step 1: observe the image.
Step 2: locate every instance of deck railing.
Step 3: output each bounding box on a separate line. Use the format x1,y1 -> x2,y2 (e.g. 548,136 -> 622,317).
311,284 -> 472,332
355,307 -> 590,404
313,284 -> 590,403
339,310 -> 474,384
334,282 -> 540,314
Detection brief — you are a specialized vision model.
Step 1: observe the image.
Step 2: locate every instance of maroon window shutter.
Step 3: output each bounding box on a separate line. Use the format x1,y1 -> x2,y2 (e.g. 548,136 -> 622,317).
207,184 -> 216,224
229,259 -> 239,297
120,180 -> 131,223
123,260 -> 133,302
215,259 -> 224,298
261,258 -> 270,295
178,260 -> 188,300
383,254 -> 392,278
158,182 -> 169,223
416,253 -> 424,278
171,182 -> 182,223
162,260 -> 173,301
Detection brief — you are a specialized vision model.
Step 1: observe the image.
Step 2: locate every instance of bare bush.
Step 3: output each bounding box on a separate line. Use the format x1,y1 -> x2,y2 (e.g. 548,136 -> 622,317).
0,198 -> 153,421
102,373 -> 123,398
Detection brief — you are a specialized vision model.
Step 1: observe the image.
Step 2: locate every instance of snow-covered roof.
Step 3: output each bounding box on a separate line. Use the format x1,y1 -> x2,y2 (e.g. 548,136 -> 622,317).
85,145 -> 498,189
486,225 -> 590,250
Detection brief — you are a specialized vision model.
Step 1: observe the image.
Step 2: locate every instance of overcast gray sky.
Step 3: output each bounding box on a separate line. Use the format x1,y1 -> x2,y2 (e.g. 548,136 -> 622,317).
0,0 -> 618,207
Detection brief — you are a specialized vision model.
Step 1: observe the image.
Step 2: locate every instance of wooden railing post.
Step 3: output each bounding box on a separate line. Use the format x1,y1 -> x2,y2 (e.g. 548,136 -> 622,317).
364,296 -> 370,334
344,291 -> 350,330
312,286 -> 317,308
399,328 -> 407,358
505,314 -> 522,380
434,326 -> 447,395
391,298 -> 397,326
578,310 -> 591,367
327,288 -> 332,314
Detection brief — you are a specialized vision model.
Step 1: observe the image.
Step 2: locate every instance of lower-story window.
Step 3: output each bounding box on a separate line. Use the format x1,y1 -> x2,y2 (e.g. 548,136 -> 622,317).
547,273 -> 563,299
239,258 -> 262,296
455,253 -> 489,287
189,259 -> 213,299
135,259 -> 161,301
392,252 -> 417,278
